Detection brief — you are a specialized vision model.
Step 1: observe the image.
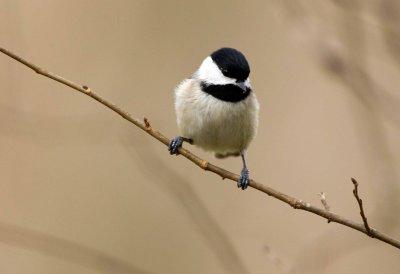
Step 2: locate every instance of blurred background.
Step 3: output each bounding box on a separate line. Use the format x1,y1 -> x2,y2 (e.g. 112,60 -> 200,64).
1,0 -> 400,273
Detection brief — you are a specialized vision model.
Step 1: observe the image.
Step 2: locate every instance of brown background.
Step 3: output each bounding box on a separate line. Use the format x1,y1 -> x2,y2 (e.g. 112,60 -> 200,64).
1,1 -> 400,273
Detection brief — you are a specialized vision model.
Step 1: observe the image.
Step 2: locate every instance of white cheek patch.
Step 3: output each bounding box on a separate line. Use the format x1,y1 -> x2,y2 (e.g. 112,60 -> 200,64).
195,56 -> 236,85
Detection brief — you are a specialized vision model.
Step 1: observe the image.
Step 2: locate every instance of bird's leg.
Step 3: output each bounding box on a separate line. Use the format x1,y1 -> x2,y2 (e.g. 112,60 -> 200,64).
238,151 -> 250,190
168,136 -> 193,155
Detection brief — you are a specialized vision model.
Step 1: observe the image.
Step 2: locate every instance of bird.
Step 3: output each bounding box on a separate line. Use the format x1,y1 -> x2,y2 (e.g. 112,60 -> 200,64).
168,47 -> 260,190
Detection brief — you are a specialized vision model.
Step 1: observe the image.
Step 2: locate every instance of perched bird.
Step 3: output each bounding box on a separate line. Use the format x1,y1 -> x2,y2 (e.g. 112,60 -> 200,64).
168,47 -> 259,190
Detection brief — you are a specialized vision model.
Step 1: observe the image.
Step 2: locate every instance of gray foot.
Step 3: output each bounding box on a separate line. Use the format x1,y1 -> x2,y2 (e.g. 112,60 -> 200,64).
169,136 -> 184,155
238,167 -> 249,190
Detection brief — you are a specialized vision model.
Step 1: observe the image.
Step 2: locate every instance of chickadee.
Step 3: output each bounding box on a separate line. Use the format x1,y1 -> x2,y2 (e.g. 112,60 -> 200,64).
168,47 -> 259,190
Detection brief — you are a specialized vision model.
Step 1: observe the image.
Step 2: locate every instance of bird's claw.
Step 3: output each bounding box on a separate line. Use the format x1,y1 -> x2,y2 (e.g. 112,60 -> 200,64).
169,136 -> 184,155
238,167 -> 249,190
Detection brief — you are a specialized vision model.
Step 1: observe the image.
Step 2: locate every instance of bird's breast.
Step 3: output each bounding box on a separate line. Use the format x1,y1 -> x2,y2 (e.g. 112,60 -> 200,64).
174,79 -> 259,154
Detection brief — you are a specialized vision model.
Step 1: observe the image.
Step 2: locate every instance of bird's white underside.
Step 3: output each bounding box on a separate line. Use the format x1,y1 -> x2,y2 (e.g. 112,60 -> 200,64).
174,78 -> 259,154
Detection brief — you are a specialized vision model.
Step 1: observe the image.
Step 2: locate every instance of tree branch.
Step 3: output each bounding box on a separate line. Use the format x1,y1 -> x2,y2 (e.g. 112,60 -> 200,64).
318,192 -> 331,223
351,178 -> 373,236
1,46 -> 399,250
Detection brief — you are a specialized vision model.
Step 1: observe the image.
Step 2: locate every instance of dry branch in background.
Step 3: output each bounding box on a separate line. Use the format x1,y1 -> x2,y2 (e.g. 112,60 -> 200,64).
122,135 -> 250,274
0,222 -> 155,274
1,46 -> 400,250
263,245 -> 295,274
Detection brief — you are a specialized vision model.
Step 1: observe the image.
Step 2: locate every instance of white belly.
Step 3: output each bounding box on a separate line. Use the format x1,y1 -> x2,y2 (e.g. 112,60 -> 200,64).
174,79 -> 259,154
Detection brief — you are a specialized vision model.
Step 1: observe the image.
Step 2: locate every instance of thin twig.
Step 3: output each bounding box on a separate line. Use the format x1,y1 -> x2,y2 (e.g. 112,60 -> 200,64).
318,192 -> 330,212
351,178 -> 373,236
1,46 -> 399,249
318,192 -> 331,223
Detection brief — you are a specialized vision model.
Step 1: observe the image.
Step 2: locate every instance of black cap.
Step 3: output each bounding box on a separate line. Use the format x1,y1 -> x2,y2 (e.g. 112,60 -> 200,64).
210,47 -> 250,82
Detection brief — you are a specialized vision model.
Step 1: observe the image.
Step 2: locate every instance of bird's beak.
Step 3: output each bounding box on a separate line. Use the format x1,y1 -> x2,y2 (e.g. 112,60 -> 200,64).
237,81 -> 247,92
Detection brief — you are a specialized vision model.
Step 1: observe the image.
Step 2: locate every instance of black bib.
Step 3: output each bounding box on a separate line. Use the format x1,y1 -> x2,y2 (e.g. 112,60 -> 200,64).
201,82 -> 251,103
